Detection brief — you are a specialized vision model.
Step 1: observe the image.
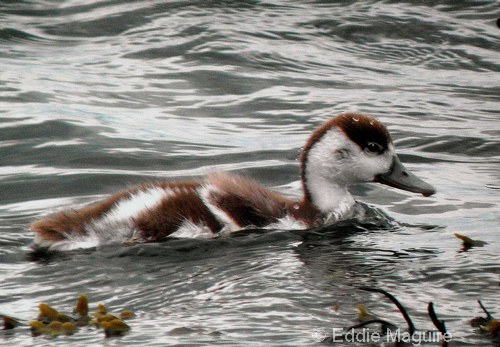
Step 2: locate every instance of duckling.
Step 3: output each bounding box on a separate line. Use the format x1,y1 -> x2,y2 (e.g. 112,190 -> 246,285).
31,113 -> 435,251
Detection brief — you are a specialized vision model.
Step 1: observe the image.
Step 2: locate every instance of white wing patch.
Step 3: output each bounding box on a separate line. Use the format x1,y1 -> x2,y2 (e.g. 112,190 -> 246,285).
87,187 -> 173,242
198,184 -> 240,232
45,187 -> 172,250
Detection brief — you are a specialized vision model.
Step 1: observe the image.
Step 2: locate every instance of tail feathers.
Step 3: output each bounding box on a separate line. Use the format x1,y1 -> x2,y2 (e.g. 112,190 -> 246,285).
30,192 -> 130,249
30,211 -> 86,247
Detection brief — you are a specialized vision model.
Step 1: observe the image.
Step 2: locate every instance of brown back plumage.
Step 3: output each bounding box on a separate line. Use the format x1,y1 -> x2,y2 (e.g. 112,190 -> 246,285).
207,172 -> 290,227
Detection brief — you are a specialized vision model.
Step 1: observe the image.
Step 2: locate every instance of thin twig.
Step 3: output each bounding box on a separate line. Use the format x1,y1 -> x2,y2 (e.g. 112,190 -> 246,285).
478,300 -> 494,320
360,286 -> 416,335
428,302 -> 448,347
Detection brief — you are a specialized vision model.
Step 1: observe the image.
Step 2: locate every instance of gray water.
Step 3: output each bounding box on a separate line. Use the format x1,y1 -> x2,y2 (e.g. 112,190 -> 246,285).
1,1 -> 499,346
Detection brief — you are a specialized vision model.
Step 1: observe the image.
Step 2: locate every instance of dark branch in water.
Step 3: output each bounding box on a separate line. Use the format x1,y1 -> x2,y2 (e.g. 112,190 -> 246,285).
428,302 -> 448,347
360,286 -> 416,335
478,300 -> 494,321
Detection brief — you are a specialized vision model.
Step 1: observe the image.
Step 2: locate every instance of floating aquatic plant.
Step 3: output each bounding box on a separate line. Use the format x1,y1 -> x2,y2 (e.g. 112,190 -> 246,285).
2,294 -> 134,338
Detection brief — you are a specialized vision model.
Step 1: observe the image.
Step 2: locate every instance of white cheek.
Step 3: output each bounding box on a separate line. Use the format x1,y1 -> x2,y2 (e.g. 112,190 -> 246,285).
305,129 -> 394,184
356,148 -> 394,180
307,129 -> 349,173
359,158 -> 387,180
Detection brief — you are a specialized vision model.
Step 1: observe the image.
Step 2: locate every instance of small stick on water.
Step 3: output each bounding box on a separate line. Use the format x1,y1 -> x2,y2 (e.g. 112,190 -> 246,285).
360,286 -> 416,335
478,300 -> 494,320
428,302 -> 448,347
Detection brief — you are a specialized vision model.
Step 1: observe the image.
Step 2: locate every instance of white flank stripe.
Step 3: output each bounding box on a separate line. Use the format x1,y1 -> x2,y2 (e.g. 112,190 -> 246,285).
169,220 -> 214,239
266,215 -> 307,230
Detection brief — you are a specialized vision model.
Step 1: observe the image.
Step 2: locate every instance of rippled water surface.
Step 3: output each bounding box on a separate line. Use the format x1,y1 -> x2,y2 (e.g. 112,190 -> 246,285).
1,1 -> 499,346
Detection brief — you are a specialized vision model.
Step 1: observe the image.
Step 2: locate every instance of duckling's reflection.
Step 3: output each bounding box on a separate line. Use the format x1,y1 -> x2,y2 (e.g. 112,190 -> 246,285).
290,203 -> 441,288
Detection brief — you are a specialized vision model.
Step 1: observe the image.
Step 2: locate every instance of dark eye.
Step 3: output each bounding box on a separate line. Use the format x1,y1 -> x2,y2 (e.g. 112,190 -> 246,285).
365,142 -> 384,155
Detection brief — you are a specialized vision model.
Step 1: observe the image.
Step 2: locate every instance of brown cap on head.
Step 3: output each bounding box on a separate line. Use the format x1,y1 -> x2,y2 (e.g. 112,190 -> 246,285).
332,113 -> 391,151
300,113 -> 391,180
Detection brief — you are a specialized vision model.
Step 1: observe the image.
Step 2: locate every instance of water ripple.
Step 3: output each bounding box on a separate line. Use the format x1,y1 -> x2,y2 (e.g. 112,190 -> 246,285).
0,28 -> 48,44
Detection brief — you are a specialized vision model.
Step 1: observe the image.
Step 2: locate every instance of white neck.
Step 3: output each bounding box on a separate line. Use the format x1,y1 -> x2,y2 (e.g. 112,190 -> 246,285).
305,174 -> 356,219
301,127 -> 359,220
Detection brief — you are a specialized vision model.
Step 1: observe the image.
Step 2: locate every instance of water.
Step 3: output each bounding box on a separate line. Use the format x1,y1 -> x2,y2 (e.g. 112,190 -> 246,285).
1,0 -> 499,345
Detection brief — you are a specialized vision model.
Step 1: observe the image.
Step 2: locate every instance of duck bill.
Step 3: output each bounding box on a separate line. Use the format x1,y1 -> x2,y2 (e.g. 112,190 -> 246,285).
375,156 -> 436,197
